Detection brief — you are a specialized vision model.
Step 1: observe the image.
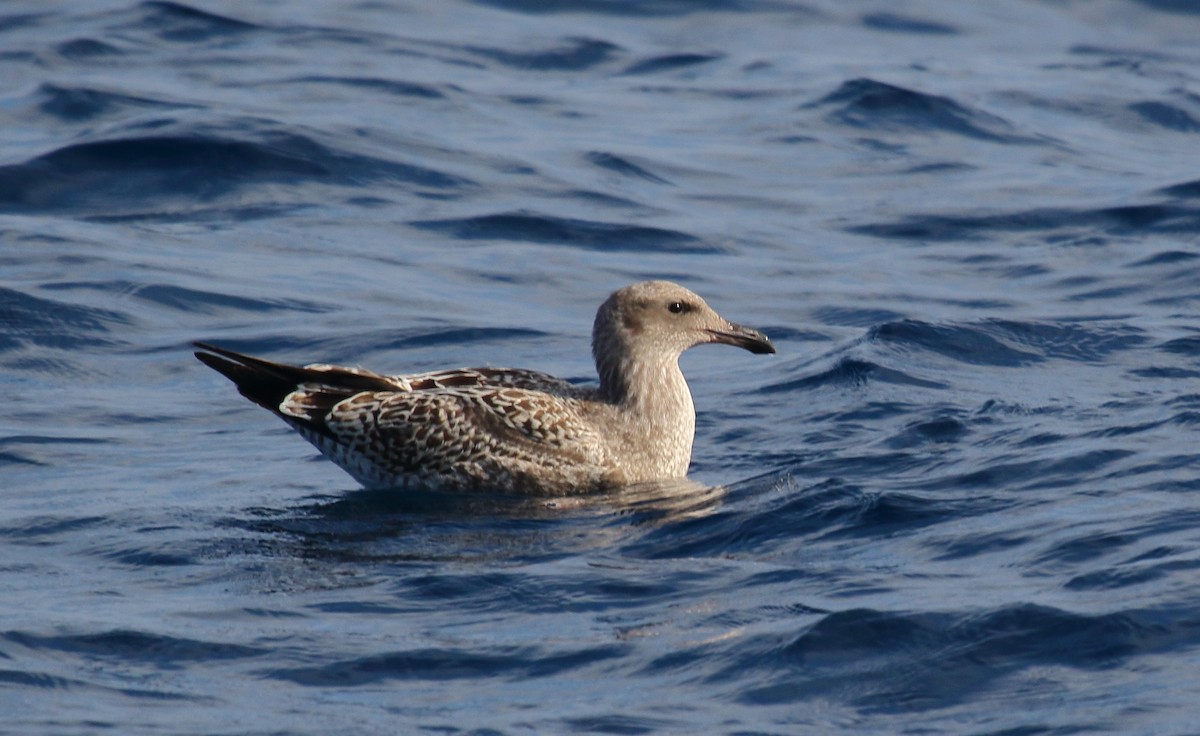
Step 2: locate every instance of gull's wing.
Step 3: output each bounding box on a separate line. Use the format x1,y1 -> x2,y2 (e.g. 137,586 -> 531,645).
282,384 -> 605,480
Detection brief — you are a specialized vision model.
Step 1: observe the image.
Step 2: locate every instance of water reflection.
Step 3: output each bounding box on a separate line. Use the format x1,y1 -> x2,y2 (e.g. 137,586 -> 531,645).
584,477 -> 728,523
226,477 -> 728,567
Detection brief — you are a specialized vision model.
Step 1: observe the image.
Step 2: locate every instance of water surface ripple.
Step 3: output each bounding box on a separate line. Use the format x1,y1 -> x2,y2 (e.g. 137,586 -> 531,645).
2,1 -> 1199,734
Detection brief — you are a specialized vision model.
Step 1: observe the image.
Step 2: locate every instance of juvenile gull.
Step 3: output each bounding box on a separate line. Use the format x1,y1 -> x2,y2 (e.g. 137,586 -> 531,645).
194,280 -> 774,494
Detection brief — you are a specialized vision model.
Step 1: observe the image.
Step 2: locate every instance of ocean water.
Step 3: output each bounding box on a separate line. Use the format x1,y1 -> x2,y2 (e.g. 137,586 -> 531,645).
3,0 -> 1200,733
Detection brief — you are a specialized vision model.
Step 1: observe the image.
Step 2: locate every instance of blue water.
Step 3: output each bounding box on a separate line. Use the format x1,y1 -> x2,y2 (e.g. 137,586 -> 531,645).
3,0 -> 1200,733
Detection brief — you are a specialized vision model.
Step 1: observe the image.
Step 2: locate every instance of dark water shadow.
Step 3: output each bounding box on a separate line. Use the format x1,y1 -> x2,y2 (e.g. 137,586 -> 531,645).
222,477 -> 730,565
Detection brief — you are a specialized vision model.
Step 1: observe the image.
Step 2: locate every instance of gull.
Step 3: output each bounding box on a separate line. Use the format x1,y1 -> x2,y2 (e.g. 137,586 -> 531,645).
194,280 -> 774,493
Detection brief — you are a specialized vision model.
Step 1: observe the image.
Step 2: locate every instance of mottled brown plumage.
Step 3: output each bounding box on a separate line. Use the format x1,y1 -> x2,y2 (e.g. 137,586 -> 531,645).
194,281 -> 774,493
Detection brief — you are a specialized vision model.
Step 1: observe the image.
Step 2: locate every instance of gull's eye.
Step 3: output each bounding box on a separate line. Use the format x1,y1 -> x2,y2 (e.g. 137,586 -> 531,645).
667,301 -> 688,314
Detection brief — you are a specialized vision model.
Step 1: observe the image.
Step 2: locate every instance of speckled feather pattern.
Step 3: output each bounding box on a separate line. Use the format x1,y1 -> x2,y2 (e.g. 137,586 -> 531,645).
282,369 -> 609,492
195,281 -> 774,493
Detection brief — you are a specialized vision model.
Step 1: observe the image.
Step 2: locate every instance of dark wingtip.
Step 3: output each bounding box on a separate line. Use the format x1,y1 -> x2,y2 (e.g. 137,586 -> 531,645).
194,348 -> 229,372
193,341 -> 251,363
192,342 -> 298,413
193,342 -> 225,367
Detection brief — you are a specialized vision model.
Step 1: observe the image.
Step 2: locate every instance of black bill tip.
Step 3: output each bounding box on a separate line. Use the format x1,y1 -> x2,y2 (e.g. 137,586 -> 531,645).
706,324 -> 776,355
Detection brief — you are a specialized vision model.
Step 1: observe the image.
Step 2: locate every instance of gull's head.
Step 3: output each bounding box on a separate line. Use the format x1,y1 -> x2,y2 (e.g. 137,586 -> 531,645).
593,280 -> 776,364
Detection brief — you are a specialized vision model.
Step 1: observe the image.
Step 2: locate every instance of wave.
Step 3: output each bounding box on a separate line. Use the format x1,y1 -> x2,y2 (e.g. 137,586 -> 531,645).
718,603 -> 1198,708
760,357 -> 948,392
852,201 -> 1200,240
410,211 -> 719,252
869,319 -> 1147,365
3,628 -> 264,664
807,78 -> 1034,143
266,642 -> 626,686
464,36 -> 619,71
0,286 -> 131,354
469,0 -> 792,18
0,130 -> 473,217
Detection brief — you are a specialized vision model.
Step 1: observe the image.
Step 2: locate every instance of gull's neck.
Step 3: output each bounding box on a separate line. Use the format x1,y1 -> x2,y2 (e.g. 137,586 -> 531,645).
594,339 -> 696,478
